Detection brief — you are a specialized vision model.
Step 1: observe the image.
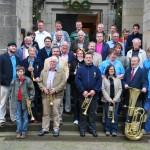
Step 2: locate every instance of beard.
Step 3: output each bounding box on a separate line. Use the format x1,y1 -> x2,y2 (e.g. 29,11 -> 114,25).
9,49 -> 16,54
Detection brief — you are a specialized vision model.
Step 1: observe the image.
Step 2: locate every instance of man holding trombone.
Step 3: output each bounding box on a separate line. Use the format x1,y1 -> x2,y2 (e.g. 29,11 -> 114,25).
37,56 -> 66,137
75,52 -> 102,137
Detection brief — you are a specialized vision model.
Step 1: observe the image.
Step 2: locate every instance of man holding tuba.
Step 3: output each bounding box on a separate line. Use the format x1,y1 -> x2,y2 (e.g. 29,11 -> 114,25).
75,52 -> 102,137
37,56 -> 66,137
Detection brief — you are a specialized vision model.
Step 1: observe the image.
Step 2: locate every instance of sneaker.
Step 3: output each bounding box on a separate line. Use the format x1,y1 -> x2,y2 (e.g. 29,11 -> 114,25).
21,133 -> 26,139
112,132 -> 117,137
73,120 -> 78,125
105,131 -> 110,136
16,133 -> 21,139
53,130 -> 59,137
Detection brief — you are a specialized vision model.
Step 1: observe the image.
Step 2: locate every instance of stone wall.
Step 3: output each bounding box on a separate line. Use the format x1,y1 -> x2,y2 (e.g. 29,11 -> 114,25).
122,0 -> 144,34
143,0 -> 150,49
0,0 -> 21,52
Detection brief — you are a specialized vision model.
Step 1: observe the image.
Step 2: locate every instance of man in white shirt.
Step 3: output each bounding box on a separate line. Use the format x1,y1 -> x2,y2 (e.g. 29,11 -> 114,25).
35,21 -> 51,49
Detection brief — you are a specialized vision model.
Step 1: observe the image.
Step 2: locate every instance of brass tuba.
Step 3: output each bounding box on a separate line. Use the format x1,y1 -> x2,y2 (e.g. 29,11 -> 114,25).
125,88 -> 147,140
26,97 -> 35,121
82,94 -> 92,115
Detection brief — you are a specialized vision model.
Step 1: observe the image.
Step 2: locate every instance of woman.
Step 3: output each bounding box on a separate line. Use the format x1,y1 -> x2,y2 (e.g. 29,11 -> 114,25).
69,48 -> 85,125
101,65 -> 122,136
114,43 -> 129,70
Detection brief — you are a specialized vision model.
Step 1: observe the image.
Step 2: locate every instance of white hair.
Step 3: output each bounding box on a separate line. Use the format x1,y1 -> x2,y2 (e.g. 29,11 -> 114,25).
24,36 -> 32,41
98,23 -> 104,28
56,30 -> 63,36
132,38 -> 141,44
78,30 -> 85,36
49,56 -> 58,63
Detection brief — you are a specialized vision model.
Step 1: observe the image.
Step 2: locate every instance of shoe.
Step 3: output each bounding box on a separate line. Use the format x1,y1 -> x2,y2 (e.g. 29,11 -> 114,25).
64,111 -> 72,115
0,122 -> 5,127
33,120 -> 39,123
105,131 -> 110,136
92,131 -> 98,137
80,131 -> 85,137
16,133 -> 21,139
112,132 -> 117,137
53,131 -> 59,137
60,121 -> 63,125
20,133 -> 26,139
38,130 -> 49,136
73,120 -> 78,125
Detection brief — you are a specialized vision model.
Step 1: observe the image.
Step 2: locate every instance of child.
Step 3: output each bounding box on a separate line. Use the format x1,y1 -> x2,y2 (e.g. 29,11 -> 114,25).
143,48 -> 150,133
9,65 -> 35,139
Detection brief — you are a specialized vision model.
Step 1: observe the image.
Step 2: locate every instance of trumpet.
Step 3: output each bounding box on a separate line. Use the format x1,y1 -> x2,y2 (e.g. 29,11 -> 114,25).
26,97 -> 35,121
47,89 -> 55,105
82,94 -> 93,115
108,102 -> 115,123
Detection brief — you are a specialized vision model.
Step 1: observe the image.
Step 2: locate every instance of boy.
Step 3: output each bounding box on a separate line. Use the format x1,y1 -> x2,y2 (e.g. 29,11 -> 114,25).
9,65 -> 35,139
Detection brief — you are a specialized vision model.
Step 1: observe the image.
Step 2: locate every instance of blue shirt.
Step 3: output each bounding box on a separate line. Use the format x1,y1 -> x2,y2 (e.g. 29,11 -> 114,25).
10,55 -> 16,80
107,40 -> 125,56
45,49 -> 51,56
99,59 -> 125,76
148,70 -> 150,98
143,58 -> 150,69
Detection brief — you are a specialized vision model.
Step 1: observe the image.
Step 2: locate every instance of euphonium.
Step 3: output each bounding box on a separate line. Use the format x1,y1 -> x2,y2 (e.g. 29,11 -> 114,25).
82,95 -> 92,115
125,87 -> 147,141
26,97 -> 35,121
108,102 -> 115,123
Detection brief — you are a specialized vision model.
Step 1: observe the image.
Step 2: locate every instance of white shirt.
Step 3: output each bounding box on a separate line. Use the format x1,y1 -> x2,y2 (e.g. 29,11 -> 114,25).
35,30 -> 51,49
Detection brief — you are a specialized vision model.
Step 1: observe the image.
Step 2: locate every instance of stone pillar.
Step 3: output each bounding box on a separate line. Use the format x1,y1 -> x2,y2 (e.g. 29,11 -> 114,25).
122,0 -> 144,33
0,0 -> 21,53
143,0 -> 150,49
21,0 -> 33,33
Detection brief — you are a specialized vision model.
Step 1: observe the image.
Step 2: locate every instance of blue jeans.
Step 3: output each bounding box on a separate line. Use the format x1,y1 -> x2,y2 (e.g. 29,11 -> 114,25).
145,98 -> 150,132
16,101 -> 28,133
104,102 -> 119,133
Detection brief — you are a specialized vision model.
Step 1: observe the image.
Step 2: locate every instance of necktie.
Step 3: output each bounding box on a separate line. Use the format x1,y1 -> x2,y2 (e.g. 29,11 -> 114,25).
130,68 -> 135,81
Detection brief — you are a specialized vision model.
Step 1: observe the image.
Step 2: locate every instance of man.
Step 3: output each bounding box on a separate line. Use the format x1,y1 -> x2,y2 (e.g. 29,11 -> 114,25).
127,38 -> 146,68
126,24 -> 143,53
91,23 -> 105,42
17,36 -> 33,61
51,21 -> 70,46
107,25 -> 117,41
0,41 -> 21,127
88,41 -> 102,67
37,36 -> 52,69
107,32 -> 125,56
75,52 -> 102,137
35,21 -> 51,49
38,56 -> 66,137
44,46 -> 69,123
70,30 -> 89,54
60,41 -> 75,114
96,32 -> 110,61
123,56 -> 148,107
52,31 -> 63,47
70,21 -> 89,43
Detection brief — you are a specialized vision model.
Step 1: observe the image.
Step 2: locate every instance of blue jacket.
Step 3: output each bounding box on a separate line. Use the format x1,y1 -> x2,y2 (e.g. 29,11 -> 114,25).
22,57 -> 42,79
75,64 -> 102,94
123,67 -> 148,90
0,52 -> 21,86
37,47 -> 52,69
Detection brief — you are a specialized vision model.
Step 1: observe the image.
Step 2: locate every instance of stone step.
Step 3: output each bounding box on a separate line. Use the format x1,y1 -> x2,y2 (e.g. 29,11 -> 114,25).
0,122 -> 124,132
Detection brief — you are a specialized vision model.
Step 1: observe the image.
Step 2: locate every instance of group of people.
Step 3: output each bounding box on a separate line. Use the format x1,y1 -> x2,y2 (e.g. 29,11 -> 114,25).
0,20 -> 150,139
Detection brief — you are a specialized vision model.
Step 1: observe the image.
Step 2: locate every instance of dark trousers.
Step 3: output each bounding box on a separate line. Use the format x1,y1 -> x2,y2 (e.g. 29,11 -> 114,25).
73,88 -> 80,121
104,102 -> 119,133
79,97 -> 98,132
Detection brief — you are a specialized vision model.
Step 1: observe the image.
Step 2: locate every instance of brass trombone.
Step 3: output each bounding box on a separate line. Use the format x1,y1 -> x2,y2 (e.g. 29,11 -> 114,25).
29,62 -> 35,81
26,97 -> 35,121
82,94 -> 93,115
47,89 -> 55,105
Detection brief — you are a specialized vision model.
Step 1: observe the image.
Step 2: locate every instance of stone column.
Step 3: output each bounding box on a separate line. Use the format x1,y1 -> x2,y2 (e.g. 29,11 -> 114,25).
143,0 -> 150,49
122,0 -> 144,33
0,0 -> 21,53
